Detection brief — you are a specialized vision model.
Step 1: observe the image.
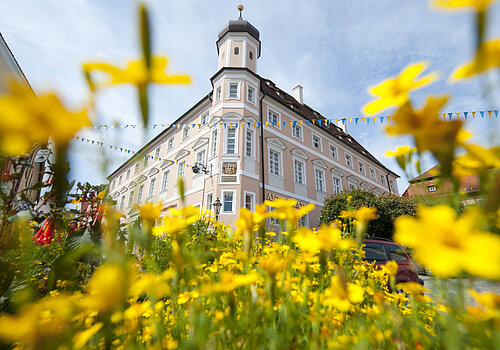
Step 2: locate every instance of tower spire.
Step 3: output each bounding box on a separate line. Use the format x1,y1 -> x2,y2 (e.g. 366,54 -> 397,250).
237,4 -> 244,20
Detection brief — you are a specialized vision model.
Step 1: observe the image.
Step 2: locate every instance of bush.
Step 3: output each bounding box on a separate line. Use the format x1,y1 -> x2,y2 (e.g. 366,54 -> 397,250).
320,189 -> 419,239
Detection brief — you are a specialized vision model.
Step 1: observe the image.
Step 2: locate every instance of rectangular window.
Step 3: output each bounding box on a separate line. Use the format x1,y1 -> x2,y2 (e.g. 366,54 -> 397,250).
201,112 -> 209,126
215,86 -> 221,102
148,178 -> 156,198
312,135 -> 322,150
428,185 -> 436,192
380,175 -> 386,185
359,162 -> 365,175
229,83 -> 238,98
111,180 -> 115,189
211,129 -> 218,157
333,176 -> 342,194
389,180 -> 395,191
226,127 -> 236,154
144,156 -> 149,167
178,161 -> 186,179
206,193 -> 213,212
167,137 -> 174,151
245,129 -> 254,157
137,184 -> 144,204
294,159 -> 304,184
269,150 -> 281,176
118,175 -> 122,185
182,127 -> 190,140
222,191 -> 234,213
161,170 -> 169,192
315,169 -> 325,191
155,147 -> 160,159
329,145 -> 338,159
196,150 -> 206,165
134,163 -> 139,174
126,169 -> 130,179
120,196 -> 125,210
292,123 -> 302,139
298,214 -> 308,227
269,207 -> 279,225
348,182 -> 357,190
345,154 -> 352,168
370,168 -> 376,180
247,86 -> 255,103
268,110 -> 279,125
244,192 -> 254,211
127,190 -> 134,208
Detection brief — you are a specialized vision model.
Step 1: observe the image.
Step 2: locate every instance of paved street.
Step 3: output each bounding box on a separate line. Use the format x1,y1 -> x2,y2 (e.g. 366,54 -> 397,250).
421,275 -> 500,305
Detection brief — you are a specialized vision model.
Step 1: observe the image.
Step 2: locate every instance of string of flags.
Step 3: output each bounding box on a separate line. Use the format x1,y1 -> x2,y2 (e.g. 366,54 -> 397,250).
85,109 -> 499,130
73,136 -> 197,169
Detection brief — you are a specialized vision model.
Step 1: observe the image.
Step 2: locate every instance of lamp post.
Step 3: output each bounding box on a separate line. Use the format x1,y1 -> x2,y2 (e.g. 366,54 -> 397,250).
213,198 -> 222,221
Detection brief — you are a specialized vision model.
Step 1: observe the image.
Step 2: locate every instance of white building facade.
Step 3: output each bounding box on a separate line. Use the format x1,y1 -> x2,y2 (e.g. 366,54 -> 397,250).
108,14 -> 399,229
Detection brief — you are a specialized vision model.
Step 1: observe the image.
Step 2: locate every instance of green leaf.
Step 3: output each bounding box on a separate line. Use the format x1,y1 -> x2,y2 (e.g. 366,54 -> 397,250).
66,228 -> 93,251
138,84 -> 149,126
140,3 -> 152,70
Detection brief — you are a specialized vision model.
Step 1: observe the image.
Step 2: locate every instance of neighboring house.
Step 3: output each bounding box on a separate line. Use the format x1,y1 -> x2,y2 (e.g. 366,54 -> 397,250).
0,32 -> 46,207
107,11 -> 399,229
402,165 -> 487,206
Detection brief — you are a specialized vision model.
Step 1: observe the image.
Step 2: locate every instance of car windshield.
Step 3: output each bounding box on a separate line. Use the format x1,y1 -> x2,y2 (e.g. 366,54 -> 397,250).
385,244 -> 409,263
363,242 -> 387,262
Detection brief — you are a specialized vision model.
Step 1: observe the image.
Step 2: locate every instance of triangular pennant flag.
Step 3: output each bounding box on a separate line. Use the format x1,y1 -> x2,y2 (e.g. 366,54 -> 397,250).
472,112 -> 476,118
265,122 -> 269,127
258,122 -> 261,127
114,147 -> 117,150
341,119 -> 346,125
362,118 -> 366,123
348,118 -> 352,124
367,118 -> 371,124
120,148 -> 123,152
387,116 -> 392,122
495,110 -> 499,117
480,111 -> 485,118
442,113 -> 446,119
92,141 -> 95,145
86,140 -> 90,143
448,113 -> 453,119
456,112 -> 460,118
235,123 -> 238,128
355,118 -> 359,125
318,120 -> 322,126
464,112 -> 468,119
76,136 -> 80,140
300,121 -> 303,126
335,119 -> 339,124
254,122 -> 257,128
380,117 -> 385,123
373,117 -> 377,123
306,120 -> 309,126
488,110 -> 492,117
283,121 -> 286,126
247,122 -> 251,128
312,120 -> 316,125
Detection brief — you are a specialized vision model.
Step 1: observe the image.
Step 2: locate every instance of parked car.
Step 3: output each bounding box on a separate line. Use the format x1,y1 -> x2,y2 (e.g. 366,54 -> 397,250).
362,238 -> 423,285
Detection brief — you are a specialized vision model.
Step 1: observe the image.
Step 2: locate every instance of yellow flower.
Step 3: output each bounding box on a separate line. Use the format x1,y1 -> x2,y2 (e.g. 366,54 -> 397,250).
386,96 -> 463,154
0,83 -> 91,156
382,260 -> 399,277
83,56 -> 191,88
354,206 -> 378,224
451,39 -> 500,81
394,205 -> 500,279
260,254 -> 289,276
362,62 -> 439,115
432,0 -> 497,12
385,146 -> 417,170
152,206 -> 199,236
235,208 -> 255,235
324,275 -> 365,312
200,271 -> 259,294
453,144 -> 500,177
136,202 -> 162,225
73,322 -> 103,349
395,281 -> 430,295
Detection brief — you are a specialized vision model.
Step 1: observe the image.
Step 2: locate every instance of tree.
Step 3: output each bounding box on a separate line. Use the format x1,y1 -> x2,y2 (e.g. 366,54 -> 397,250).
320,189 -> 419,240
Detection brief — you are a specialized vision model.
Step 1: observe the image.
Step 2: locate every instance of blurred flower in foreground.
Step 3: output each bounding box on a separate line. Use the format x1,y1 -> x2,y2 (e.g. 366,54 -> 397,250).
137,202 -> 162,226
152,206 -> 199,237
362,62 -> 439,115
201,271 -> 258,295
324,275 -> 365,312
0,83 -> 90,156
453,144 -> 500,177
394,205 -> 500,279
385,146 -> 417,170
432,0 -> 497,12
451,39 -> 500,81
83,57 -> 191,89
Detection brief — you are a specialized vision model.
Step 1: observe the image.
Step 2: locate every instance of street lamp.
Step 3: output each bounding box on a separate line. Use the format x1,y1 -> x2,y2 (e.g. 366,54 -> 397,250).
213,198 -> 222,221
192,163 -> 212,175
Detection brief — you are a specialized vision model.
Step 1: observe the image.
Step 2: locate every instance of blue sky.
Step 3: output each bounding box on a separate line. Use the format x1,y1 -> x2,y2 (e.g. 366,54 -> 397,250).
1,0 -> 499,194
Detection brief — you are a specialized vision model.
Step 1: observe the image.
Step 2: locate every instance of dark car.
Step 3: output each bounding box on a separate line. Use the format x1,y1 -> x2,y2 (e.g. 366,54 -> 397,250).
362,238 -> 423,285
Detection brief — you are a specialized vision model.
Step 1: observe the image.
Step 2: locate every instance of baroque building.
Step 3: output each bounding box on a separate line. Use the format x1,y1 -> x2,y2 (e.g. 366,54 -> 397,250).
108,10 -> 399,229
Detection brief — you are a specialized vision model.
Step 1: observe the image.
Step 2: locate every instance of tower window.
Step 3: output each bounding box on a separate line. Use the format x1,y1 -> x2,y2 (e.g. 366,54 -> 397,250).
249,51 -> 253,60
234,47 -> 239,55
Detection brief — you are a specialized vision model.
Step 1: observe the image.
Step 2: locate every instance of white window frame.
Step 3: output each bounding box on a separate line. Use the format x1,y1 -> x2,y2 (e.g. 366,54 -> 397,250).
221,189 -> 236,214
118,175 -> 122,185
348,181 -> 358,190
269,207 -> 280,225
370,168 -> 376,181
227,81 -> 240,100
120,196 -> 126,210
245,128 -> 255,158
389,179 -> 395,192
126,169 -> 130,180
329,144 -> 338,160
247,84 -> 256,105
267,108 -> 281,129
358,161 -> 366,175
144,155 -> 149,167
269,149 -> 282,177
224,125 -> 238,155
167,137 -> 174,151
206,192 -> 214,212
161,170 -> 170,192
210,129 -> 218,158
177,160 -> 186,179
292,122 -> 303,140
315,168 -> 326,192
333,175 -> 342,194
182,126 -> 190,140
294,158 -> 306,185
155,147 -> 161,159
215,85 -> 222,103
244,191 -> 255,211
196,149 -> 206,166
428,185 -> 436,192
137,184 -> 144,204
298,214 -> 309,227
312,134 -> 322,151
345,153 -> 353,168
200,112 -> 209,126
380,175 -> 386,185
127,190 -> 134,208
134,163 -> 140,174
148,178 -> 156,198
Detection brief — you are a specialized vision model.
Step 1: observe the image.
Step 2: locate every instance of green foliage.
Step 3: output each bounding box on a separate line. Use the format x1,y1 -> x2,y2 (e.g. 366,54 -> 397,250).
320,189 -> 419,239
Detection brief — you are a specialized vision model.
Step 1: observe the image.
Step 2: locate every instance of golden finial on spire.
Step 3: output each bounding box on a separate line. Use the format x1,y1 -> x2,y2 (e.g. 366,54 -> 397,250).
237,4 -> 244,19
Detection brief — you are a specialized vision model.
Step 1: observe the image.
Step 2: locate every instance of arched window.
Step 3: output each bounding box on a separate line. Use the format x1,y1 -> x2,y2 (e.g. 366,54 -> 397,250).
234,47 -> 239,55
249,51 -> 253,60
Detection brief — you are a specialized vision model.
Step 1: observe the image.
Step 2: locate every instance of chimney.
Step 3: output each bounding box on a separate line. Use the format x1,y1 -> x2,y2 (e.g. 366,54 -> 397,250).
292,85 -> 303,104
336,119 -> 348,134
